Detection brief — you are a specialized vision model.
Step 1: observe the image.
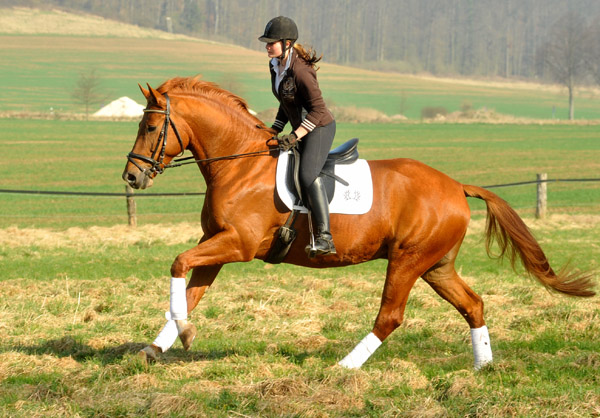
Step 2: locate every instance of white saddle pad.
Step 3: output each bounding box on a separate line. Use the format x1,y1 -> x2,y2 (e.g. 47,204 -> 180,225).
275,150 -> 373,215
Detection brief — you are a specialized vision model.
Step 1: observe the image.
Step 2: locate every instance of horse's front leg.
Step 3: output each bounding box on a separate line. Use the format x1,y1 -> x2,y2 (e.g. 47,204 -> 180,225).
167,229 -> 256,355
177,264 -> 223,350
140,264 -> 223,361
170,227 -> 255,278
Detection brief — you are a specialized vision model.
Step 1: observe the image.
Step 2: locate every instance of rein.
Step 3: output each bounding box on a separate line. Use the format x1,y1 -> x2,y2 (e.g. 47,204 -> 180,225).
165,149 -> 274,168
127,93 -> 274,176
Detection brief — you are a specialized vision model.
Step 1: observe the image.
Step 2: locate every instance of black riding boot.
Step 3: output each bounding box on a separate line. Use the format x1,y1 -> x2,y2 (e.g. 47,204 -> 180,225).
305,177 -> 336,257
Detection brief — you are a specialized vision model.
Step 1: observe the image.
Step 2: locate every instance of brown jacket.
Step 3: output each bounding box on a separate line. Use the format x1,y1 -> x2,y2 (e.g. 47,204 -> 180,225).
270,51 -> 334,133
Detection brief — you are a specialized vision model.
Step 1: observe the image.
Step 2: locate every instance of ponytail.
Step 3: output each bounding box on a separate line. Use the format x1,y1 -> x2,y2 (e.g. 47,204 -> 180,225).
293,43 -> 322,70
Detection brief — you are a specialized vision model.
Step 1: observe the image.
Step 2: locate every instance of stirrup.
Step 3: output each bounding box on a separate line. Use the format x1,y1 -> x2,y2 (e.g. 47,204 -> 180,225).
305,209 -> 336,258
305,236 -> 336,258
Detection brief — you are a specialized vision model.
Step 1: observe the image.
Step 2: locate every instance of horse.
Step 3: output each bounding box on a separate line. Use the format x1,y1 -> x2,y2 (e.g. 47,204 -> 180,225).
122,76 -> 595,369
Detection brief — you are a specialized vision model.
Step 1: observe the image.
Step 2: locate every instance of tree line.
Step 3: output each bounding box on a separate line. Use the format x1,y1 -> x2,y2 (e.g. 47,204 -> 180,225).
7,0 -> 600,118
11,0 -> 599,77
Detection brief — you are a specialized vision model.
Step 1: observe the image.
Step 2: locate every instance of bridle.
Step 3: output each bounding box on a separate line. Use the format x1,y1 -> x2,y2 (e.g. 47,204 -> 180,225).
127,93 -> 275,177
126,93 -> 185,177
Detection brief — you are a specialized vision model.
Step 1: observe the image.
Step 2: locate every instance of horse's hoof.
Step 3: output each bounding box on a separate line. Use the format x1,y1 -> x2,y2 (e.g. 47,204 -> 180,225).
139,344 -> 161,363
179,323 -> 197,351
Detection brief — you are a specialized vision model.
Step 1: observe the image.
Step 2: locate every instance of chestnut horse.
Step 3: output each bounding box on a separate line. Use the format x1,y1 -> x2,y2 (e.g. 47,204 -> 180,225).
122,77 -> 595,369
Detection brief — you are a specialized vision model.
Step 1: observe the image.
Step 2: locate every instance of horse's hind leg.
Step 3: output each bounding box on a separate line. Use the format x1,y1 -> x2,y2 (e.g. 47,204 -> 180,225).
422,246 -> 492,370
140,265 -> 221,362
339,253 -> 421,369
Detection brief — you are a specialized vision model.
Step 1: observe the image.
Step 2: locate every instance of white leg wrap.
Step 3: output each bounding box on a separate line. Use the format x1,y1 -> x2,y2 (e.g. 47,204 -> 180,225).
152,311 -> 178,353
471,325 -> 493,370
170,277 -> 188,321
338,332 -> 382,369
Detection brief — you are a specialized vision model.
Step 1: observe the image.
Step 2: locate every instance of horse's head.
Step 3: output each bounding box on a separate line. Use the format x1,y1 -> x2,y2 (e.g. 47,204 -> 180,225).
122,84 -> 188,189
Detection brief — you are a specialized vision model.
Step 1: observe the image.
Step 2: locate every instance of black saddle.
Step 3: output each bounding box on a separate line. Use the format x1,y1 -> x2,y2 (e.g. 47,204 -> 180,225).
286,138 -> 359,205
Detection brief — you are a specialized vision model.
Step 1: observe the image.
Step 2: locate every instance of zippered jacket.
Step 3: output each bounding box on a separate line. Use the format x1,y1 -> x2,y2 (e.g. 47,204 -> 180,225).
270,52 -> 334,133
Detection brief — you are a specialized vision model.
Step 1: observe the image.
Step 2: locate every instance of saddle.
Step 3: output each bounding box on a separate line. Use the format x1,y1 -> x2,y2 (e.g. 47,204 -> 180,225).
286,138 -> 360,206
266,138 -> 360,264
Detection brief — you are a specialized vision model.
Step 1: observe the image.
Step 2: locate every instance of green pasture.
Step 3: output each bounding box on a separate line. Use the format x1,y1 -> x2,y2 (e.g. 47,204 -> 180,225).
2,29 -> 600,418
1,118 -> 599,229
2,35 -> 600,120
0,218 -> 599,416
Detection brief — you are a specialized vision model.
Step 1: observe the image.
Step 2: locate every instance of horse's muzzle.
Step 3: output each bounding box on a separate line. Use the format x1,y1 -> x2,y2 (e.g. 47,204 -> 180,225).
122,167 -> 154,190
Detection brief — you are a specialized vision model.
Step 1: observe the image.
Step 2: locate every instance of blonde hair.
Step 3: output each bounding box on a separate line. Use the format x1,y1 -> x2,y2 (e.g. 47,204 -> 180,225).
293,43 -> 322,70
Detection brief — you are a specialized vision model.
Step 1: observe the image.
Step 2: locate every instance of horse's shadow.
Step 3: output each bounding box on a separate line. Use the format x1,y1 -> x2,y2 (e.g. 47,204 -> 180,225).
4,335 -> 247,366
5,335 -> 315,366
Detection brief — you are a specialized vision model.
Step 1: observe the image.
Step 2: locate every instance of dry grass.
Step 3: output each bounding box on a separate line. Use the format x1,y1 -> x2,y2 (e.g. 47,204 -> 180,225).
0,275 -> 597,416
465,214 -> 600,240
257,104 -> 600,126
0,7 -> 194,40
0,111 -> 141,121
329,104 -> 399,123
410,72 -> 600,96
2,214 -> 596,250
0,222 -> 203,249
430,112 -> 600,125
0,215 -> 598,416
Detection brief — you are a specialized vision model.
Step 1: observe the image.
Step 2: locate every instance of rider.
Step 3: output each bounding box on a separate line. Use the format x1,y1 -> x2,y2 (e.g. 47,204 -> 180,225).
259,16 -> 337,257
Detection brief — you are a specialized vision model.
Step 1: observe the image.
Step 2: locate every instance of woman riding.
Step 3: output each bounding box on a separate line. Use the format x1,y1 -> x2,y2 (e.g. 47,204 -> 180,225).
258,16 -> 337,257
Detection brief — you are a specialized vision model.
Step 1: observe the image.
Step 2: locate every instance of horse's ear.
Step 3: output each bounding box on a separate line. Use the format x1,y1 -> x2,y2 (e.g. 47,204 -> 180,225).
146,84 -> 166,107
139,83 -> 151,100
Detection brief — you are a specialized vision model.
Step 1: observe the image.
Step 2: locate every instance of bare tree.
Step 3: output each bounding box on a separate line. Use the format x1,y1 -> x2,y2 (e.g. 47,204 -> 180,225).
537,12 -> 590,120
71,69 -> 109,120
584,19 -> 600,85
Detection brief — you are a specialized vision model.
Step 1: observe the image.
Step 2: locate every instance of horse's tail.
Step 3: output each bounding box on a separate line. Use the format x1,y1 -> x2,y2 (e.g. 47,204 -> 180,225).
463,184 -> 595,297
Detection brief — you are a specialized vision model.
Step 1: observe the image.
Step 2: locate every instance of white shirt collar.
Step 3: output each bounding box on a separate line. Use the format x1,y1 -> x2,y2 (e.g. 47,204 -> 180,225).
272,49 -> 293,92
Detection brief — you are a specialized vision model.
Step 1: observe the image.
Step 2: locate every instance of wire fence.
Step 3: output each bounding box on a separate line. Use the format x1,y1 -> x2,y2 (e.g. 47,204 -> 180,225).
1,175 -> 599,226
2,177 -> 599,197
481,177 -> 600,189
0,189 -> 205,197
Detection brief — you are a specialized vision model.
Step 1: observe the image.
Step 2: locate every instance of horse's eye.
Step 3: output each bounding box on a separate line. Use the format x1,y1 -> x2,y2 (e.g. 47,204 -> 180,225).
148,126 -> 158,133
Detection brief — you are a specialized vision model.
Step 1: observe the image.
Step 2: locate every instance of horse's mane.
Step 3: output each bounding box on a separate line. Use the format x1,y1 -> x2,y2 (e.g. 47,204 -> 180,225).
157,76 -> 251,115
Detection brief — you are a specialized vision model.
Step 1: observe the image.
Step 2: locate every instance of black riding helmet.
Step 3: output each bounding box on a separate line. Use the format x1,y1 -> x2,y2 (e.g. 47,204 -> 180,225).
258,16 -> 298,60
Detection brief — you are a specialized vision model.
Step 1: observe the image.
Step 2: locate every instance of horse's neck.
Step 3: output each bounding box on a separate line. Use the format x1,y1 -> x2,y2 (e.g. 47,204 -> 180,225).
185,106 -> 272,182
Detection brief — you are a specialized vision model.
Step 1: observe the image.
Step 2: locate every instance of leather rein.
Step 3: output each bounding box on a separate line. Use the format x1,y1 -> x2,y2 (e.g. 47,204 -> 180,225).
126,93 -> 273,177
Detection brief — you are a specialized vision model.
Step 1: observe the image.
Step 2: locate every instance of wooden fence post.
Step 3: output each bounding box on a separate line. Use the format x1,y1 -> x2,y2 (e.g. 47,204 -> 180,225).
536,173 -> 547,219
125,185 -> 137,227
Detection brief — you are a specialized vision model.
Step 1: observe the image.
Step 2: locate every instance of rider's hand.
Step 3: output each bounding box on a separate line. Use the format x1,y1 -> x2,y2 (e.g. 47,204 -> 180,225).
278,132 -> 299,151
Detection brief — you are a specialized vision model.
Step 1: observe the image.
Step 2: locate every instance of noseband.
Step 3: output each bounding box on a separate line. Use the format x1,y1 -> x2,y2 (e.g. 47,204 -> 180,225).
127,93 -> 185,177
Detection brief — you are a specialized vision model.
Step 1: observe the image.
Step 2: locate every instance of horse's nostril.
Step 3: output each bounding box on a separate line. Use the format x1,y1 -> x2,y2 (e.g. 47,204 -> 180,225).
123,171 -> 138,186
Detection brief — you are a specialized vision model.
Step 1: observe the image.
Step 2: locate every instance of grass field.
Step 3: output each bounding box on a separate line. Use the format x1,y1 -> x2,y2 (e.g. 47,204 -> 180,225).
1,118 -> 599,229
2,8 -> 600,120
2,33 -> 600,121
1,117 -> 599,416
0,218 -> 599,417
1,10 -> 599,417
